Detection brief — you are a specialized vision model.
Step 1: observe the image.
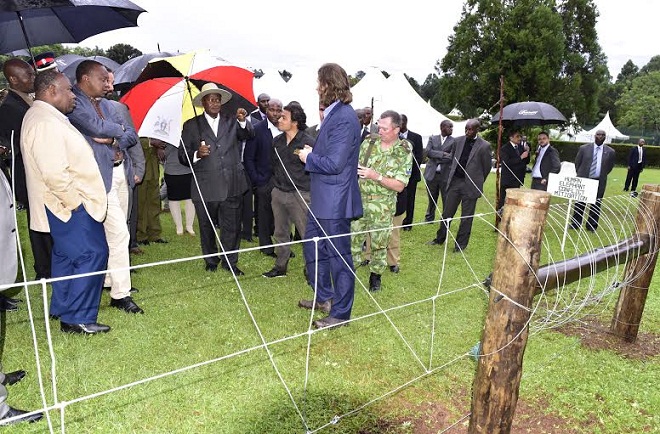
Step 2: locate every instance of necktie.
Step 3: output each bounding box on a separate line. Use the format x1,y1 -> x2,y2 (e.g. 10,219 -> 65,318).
589,146 -> 599,178
91,98 -> 104,119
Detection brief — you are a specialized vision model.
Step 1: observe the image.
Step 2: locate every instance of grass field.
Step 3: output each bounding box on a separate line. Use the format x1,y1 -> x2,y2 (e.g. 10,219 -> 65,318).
1,166 -> 659,433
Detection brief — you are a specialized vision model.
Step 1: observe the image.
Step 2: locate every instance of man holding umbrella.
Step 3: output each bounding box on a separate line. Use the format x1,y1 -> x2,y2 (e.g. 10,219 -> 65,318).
179,83 -> 254,275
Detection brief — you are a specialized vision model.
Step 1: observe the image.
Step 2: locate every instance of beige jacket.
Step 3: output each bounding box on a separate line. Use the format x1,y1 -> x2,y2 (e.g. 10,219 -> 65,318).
21,100 -> 107,232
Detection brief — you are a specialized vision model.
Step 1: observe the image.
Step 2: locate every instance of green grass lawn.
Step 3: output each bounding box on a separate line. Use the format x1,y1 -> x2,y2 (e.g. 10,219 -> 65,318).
2,166 -> 659,433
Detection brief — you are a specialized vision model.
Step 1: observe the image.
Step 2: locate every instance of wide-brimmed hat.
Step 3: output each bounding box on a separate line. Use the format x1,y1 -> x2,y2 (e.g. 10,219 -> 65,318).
193,82 -> 232,107
32,51 -> 57,72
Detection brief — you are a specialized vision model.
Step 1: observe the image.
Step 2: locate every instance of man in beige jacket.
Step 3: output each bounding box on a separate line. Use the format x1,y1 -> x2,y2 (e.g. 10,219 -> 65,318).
21,70 -> 111,335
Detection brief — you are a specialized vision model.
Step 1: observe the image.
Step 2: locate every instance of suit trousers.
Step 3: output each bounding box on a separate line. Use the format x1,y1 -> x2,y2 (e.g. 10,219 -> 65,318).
498,183 -> 520,211
303,216 -> 354,320
531,178 -> 547,191
402,180 -> 418,226
137,176 -> 162,242
46,207 -> 108,324
104,167 -> 133,299
572,198 -> 603,231
255,183 -> 274,254
194,197 -> 242,268
240,182 -> 254,240
425,171 -> 445,222
624,168 -> 641,192
436,177 -> 478,250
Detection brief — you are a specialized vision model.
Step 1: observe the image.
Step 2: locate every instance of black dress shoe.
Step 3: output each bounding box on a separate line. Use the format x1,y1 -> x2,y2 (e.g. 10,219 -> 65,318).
369,272 -> 382,292
389,265 -> 400,273
0,296 -> 19,312
0,407 -> 43,425
152,238 -> 168,244
263,268 -> 286,278
222,265 -> 244,276
205,263 -> 218,272
1,370 -> 26,386
313,316 -> 347,329
110,296 -> 144,314
426,239 -> 443,246
61,322 -> 111,335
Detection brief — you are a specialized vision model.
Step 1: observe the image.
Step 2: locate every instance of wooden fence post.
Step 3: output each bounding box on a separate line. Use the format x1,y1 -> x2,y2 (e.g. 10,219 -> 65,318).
468,189 -> 551,434
611,184 -> 660,342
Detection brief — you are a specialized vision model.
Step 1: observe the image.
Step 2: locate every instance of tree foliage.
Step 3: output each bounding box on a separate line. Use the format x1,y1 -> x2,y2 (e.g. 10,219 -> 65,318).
105,43 -> 142,64
437,0 -> 609,123
617,71 -> 660,134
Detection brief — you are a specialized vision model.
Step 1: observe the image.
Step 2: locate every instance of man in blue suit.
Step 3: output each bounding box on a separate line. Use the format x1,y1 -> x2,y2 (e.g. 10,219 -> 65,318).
297,63 -> 363,329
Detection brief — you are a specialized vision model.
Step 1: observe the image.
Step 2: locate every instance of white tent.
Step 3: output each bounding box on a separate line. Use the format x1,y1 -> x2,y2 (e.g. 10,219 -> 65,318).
573,111 -> 629,143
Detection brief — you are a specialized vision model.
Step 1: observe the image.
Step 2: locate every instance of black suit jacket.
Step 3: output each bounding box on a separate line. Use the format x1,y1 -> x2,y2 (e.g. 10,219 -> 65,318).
500,142 -> 529,187
244,119 -> 274,187
534,145 -> 561,181
627,146 -> 646,171
404,130 -> 423,183
0,90 -> 30,203
179,114 -> 254,202
250,109 -> 266,124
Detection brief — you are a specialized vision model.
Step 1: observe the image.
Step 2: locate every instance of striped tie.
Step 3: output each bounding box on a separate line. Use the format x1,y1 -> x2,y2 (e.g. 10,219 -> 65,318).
589,146 -> 599,178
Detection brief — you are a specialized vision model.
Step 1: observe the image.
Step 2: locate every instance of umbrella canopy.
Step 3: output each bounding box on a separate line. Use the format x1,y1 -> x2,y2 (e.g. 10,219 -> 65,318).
120,52 -> 256,147
0,0 -> 146,55
60,55 -> 121,83
112,52 -> 177,92
491,101 -> 567,126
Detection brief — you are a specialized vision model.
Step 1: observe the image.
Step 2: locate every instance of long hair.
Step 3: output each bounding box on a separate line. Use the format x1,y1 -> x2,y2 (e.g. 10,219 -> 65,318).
317,63 -> 352,106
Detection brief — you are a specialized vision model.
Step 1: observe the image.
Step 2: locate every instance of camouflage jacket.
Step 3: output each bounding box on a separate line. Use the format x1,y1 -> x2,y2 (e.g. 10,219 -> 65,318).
358,137 -> 412,210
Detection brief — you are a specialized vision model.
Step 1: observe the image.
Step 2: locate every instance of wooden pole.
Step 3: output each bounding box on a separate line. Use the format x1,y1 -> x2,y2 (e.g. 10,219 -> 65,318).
468,189 -> 551,434
611,184 -> 660,342
495,76 -> 505,227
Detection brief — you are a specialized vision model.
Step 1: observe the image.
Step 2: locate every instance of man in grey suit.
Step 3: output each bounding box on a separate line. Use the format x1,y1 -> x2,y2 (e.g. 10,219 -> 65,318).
570,129 -> 615,231
427,119 -> 491,252
423,120 -> 454,222
179,83 -> 255,275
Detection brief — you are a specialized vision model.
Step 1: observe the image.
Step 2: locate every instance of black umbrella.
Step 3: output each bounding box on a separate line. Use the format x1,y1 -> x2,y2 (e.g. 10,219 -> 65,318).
491,101 -> 567,126
0,0 -> 146,60
113,52 -> 177,92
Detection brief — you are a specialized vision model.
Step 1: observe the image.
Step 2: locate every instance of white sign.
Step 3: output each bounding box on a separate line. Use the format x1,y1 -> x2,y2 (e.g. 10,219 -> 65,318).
547,173 -> 599,204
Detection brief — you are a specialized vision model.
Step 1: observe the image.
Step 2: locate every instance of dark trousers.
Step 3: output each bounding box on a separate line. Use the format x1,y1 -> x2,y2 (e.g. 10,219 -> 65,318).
498,183 -> 519,211
46,207 -> 108,324
402,180 -> 418,227
271,188 -> 309,272
240,182 -> 253,240
531,178 -> 546,191
26,206 -> 53,279
128,186 -> 139,249
425,172 -> 445,222
194,197 -> 242,268
624,168 -> 641,192
572,198 -> 603,230
303,216 -> 354,320
255,183 -> 274,254
436,178 -> 478,250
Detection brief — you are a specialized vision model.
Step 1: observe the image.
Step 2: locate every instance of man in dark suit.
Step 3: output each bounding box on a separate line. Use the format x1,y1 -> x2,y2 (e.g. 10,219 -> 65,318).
297,63 -> 363,329
571,130 -> 616,231
624,138 -> 647,195
244,98 -> 282,257
423,120 -> 454,222
427,119 -> 491,252
0,58 -> 53,281
250,93 -> 269,123
399,114 -> 423,230
180,83 -> 254,274
530,131 -> 561,191
497,130 -> 530,211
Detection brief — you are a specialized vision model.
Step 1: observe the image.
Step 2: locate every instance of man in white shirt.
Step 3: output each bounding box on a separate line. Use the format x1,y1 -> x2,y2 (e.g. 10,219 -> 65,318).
530,131 -> 561,191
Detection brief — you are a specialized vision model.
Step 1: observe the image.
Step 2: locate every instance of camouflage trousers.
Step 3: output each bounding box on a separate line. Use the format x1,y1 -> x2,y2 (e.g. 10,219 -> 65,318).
351,201 -> 394,275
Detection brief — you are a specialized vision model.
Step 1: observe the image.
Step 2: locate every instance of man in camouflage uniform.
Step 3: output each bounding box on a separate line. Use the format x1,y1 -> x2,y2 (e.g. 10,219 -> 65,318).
352,110 -> 412,292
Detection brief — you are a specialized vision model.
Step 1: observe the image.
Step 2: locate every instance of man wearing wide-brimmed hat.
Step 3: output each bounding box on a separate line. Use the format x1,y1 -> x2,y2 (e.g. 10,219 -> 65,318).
179,83 -> 255,275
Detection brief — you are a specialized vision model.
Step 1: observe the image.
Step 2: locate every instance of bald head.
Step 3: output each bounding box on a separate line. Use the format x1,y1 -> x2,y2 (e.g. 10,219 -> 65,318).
2,58 -> 36,94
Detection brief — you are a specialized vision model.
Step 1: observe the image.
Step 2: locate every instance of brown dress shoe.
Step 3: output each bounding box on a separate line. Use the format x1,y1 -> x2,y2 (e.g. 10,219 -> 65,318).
313,316 -> 348,329
298,299 -> 331,314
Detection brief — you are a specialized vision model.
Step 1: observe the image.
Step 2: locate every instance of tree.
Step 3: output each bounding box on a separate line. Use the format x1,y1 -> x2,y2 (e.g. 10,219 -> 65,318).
105,43 -> 141,65
555,0 -> 610,124
438,0 -> 565,118
617,59 -> 639,84
639,55 -> 660,74
617,71 -> 660,135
